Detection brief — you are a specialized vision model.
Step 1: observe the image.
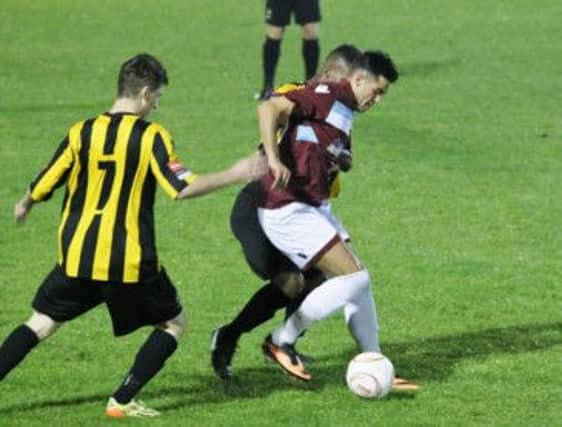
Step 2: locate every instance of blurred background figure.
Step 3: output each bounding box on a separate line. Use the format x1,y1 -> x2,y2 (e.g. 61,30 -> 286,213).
258,0 -> 321,100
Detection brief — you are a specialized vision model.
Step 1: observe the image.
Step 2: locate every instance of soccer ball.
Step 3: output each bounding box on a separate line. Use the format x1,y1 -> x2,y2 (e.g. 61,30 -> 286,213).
346,352 -> 395,399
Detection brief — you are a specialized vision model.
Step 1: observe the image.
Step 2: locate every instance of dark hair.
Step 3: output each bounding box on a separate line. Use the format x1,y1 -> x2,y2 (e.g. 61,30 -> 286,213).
353,50 -> 399,83
117,53 -> 169,97
326,43 -> 363,65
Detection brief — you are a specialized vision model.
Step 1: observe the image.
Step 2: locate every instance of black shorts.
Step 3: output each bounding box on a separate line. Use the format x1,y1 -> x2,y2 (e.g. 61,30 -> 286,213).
32,265 -> 182,337
265,0 -> 321,27
230,182 -> 298,280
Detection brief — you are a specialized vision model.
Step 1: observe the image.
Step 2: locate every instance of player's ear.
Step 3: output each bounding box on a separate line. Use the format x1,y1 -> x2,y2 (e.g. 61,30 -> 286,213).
139,86 -> 151,106
351,69 -> 367,87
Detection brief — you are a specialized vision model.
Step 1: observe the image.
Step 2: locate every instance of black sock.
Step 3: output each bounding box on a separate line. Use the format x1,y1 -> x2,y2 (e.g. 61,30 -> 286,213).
113,330 -> 178,404
302,39 -> 320,80
285,292 -> 307,320
263,37 -> 281,89
0,325 -> 39,381
224,283 -> 290,341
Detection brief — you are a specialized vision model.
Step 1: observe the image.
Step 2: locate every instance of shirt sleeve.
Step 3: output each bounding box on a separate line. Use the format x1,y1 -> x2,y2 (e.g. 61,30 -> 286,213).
149,126 -> 198,199
273,82 -> 302,95
29,135 -> 74,202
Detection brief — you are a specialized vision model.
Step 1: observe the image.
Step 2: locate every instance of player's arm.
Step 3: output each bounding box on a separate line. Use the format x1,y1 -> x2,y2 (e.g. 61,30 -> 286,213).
177,152 -> 266,199
150,127 -> 265,200
15,135 -> 74,224
257,96 -> 295,188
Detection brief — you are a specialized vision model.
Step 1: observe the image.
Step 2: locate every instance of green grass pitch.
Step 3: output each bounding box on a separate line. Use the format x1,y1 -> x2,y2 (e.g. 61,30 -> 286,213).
0,0 -> 561,425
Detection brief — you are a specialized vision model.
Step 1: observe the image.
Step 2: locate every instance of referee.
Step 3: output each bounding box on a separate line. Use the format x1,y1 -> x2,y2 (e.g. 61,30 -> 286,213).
0,53 -> 261,418
259,0 -> 321,100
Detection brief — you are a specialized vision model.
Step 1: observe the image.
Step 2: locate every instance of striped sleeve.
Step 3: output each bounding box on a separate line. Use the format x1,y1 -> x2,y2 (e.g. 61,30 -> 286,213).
149,126 -> 198,199
29,135 -> 74,202
273,82 -> 303,95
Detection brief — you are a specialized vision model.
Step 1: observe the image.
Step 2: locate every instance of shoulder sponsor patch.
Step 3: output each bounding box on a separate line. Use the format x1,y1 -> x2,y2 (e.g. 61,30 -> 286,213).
314,84 -> 330,94
296,125 -> 319,143
168,160 -> 194,181
325,101 -> 355,135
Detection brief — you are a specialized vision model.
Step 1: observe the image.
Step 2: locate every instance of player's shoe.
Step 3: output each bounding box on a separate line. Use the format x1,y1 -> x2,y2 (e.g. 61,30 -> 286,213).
294,349 -> 316,365
263,344 -> 316,366
261,334 -> 312,381
210,326 -> 237,381
392,376 -> 421,391
105,397 -> 160,418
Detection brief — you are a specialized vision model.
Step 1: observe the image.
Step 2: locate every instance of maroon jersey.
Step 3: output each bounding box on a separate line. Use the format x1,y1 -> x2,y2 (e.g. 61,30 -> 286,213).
261,80 -> 357,209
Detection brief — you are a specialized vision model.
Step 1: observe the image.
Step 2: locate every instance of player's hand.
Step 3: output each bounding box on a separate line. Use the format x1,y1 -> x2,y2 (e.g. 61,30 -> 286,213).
337,152 -> 352,172
269,159 -> 291,189
327,142 -> 352,172
14,198 -> 32,224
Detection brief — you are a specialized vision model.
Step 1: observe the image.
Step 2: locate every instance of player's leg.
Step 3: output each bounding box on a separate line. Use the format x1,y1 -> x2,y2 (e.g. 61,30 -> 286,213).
258,202 -> 384,380
264,242 -> 380,381
262,240 -> 368,380
216,279 -> 292,346
107,312 -> 185,418
262,209 -> 419,388
272,241 -> 372,346
211,282 -> 289,380
296,0 -> 321,79
343,284 -> 380,352
106,269 -> 183,418
212,184 -> 297,379
323,229 -> 381,353
0,310 -> 61,381
260,0 -> 290,99
296,203 -> 379,352
257,203 -> 350,378
0,265 -> 102,382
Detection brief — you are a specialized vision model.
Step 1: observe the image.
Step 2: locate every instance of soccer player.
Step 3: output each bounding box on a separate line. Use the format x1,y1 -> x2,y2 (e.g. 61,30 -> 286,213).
0,53 -> 262,418
259,0 -> 322,100
211,44 -> 362,381
257,50 -> 412,383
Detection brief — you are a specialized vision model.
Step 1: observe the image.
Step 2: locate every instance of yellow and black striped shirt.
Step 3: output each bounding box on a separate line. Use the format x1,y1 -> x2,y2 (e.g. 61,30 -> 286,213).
29,112 -> 197,283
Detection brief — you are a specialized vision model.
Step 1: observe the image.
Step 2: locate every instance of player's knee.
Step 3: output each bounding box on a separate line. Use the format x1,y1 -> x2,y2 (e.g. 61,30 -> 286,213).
301,23 -> 319,40
159,311 -> 187,341
266,25 -> 284,39
353,269 -> 371,293
273,271 -> 305,299
25,311 -> 60,341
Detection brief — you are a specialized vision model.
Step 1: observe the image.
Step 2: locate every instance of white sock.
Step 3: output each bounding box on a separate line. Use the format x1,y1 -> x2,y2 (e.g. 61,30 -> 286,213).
272,270 -> 371,345
344,286 -> 380,352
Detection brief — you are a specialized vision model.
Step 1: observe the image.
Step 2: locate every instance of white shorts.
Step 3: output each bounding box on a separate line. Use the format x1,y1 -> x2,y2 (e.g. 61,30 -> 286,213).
258,201 -> 350,270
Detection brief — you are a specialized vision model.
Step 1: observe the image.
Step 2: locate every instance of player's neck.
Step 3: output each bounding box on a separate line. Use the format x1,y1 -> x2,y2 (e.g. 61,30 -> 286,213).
108,98 -> 143,116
